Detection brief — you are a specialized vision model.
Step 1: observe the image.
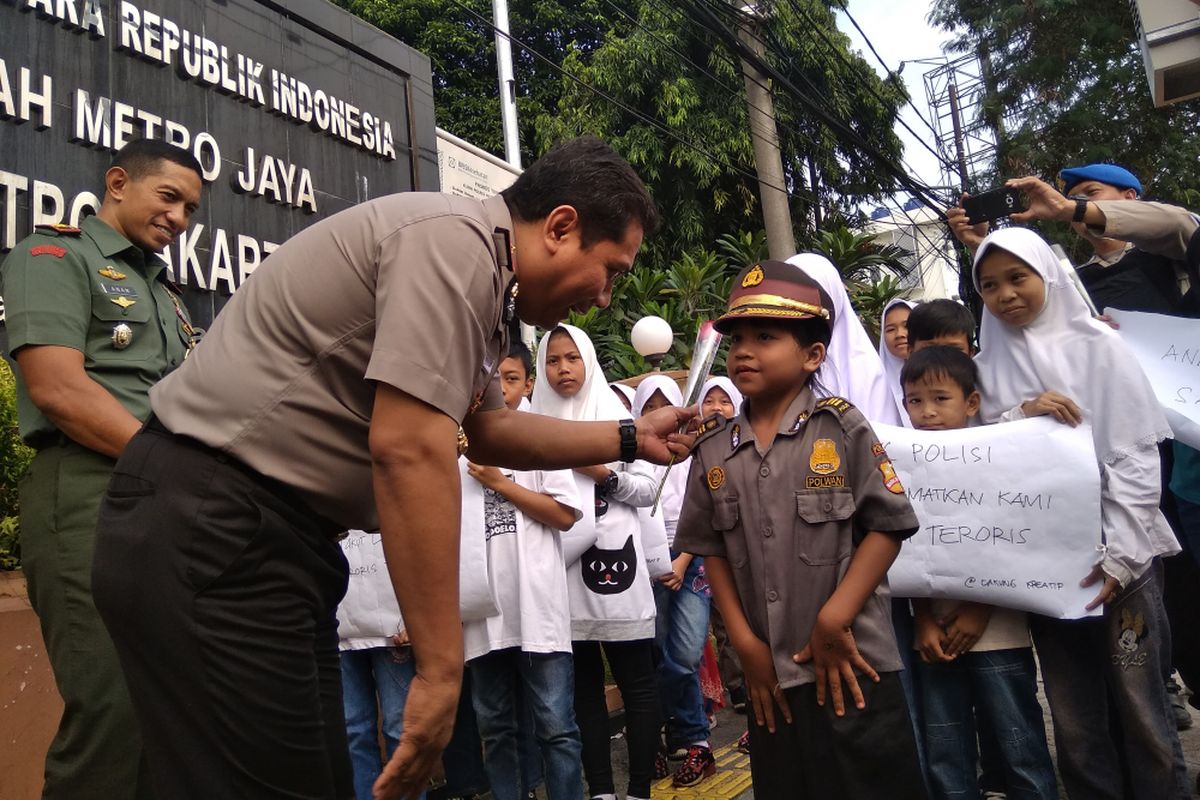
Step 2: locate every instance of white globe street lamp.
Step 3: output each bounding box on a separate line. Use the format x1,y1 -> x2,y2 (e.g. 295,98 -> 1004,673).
631,315 -> 674,371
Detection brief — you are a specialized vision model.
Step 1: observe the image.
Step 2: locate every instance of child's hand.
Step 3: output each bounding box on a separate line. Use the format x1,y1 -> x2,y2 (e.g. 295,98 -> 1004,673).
734,632 -> 793,733
913,609 -> 952,664
940,602 -> 993,658
466,462 -> 507,490
946,195 -> 988,251
793,611 -> 880,716
657,571 -> 683,591
1020,391 -> 1083,426
1082,565 -> 1121,610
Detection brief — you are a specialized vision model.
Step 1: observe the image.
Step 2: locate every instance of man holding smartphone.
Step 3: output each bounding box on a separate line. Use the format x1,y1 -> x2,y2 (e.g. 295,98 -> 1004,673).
947,164 -> 1198,316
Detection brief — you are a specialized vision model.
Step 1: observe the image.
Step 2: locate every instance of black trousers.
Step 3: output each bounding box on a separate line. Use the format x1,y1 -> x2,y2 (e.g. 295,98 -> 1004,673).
572,638 -> 660,798
746,672 -> 926,800
92,421 -> 353,799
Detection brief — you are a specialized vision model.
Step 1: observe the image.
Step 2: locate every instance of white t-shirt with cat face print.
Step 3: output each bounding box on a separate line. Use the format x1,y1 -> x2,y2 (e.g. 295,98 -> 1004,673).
463,466 -> 582,661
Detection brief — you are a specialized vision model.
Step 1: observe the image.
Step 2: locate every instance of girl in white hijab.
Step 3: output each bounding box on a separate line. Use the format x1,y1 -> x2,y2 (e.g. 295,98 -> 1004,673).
610,382 -> 636,413
972,227 -> 1186,798
786,253 -> 903,425
878,298 -> 916,423
531,325 -> 663,800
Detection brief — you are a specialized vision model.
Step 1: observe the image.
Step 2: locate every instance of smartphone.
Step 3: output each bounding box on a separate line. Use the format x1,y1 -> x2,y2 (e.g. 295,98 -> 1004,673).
963,186 -> 1026,225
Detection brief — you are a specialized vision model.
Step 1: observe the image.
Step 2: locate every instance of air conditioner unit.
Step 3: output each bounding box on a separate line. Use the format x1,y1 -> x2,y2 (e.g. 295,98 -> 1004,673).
1130,0 -> 1200,106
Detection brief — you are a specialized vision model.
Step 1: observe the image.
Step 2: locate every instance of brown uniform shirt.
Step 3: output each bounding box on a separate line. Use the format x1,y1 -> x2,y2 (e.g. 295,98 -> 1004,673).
674,387 -> 919,688
151,193 -> 511,528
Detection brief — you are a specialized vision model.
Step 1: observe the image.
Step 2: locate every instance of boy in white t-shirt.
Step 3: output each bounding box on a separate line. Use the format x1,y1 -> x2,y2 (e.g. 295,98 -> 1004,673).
901,346 -> 1057,799
462,343 -> 586,800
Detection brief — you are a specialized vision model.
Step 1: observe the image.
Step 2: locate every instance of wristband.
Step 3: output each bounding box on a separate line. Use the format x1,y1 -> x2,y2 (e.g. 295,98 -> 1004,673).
618,419 -> 637,463
1072,199 -> 1089,223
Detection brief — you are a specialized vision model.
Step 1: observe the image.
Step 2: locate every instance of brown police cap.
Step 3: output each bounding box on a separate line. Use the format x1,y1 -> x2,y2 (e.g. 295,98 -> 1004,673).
715,260 -> 835,334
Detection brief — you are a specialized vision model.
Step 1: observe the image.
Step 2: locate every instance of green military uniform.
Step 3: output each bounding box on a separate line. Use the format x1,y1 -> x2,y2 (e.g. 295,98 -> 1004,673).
1,214 -> 194,800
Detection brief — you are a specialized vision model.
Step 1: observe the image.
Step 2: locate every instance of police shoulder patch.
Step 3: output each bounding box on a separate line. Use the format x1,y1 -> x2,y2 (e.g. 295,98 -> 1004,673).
34,223 -> 82,236
694,412 -> 727,444
814,396 -> 855,416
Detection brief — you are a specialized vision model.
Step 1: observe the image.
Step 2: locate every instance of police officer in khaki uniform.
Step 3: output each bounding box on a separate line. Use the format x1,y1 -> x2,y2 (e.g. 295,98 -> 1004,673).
674,261 -> 925,799
1,139 -> 202,799
89,136 -> 694,800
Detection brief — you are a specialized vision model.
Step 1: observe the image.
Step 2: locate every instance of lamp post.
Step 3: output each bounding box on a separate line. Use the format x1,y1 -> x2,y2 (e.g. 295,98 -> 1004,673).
631,316 -> 673,371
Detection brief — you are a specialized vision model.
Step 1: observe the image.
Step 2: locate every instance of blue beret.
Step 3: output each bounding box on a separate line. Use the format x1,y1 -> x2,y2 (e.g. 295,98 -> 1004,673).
1058,164 -> 1142,196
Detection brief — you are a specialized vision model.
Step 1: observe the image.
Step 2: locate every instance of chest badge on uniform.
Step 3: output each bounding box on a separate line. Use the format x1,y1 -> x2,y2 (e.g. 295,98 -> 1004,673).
879,460 -> 905,494
111,323 -> 133,350
809,438 -> 840,474
741,264 -> 764,288
110,296 -> 136,310
98,266 -> 126,280
730,424 -> 741,450
706,466 -> 726,491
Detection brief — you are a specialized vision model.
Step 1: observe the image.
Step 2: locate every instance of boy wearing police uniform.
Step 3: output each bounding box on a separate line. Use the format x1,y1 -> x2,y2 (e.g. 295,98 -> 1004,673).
673,261 -> 925,799
1,139 -> 202,799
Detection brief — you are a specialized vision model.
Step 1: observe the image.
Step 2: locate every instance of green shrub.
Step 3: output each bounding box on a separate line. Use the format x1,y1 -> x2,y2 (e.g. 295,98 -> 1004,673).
0,360 -> 33,569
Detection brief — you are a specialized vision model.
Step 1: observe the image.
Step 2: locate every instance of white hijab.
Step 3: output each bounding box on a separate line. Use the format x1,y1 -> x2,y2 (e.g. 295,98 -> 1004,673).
878,298 -> 917,423
700,376 -> 744,416
785,253 -> 903,425
532,325 -> 628,423
973,227 -> 1171,464
632,374 -> 683,417
609,382 -> 636,411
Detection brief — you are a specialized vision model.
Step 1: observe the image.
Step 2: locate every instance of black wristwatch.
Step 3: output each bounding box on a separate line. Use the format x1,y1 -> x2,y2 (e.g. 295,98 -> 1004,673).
601,470 -> 620,498
618,418 -> 638,463
1072,199 -> 1089,223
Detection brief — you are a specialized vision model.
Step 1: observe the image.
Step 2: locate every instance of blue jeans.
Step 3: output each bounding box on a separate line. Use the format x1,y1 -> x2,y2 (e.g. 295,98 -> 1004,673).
340,647 -> 422,800
653,554 -> 711,745
469,649 -> 582,800
917,647 -> 1057,799
1031,562 -> 1190,800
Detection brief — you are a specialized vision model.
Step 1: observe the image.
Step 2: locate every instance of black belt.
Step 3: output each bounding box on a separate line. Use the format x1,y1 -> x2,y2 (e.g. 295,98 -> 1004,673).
143,416 -> 345,542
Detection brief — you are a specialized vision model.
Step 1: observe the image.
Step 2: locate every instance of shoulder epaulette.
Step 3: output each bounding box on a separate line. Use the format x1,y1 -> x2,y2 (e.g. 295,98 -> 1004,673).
34,223 -> 82,236
814,396 -> 855,416
693,412 -> 727,445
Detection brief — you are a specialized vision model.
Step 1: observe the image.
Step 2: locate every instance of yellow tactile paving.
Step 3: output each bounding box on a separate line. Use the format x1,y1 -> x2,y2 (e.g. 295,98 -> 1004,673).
650,741 -> 752,799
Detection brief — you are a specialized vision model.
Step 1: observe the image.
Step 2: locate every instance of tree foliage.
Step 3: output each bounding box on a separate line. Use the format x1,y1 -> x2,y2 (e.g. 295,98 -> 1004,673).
929,0 -> 1200,205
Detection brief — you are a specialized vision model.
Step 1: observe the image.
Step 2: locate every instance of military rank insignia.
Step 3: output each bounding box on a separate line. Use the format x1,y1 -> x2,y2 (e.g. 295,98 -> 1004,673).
706,466 -> 726,491
696,415 -> 723,436
110,296 -> 136,310
809,438 -> 840,474
98,266 -> 127,280
879,460 -> 904,494
741,264 -> 764,288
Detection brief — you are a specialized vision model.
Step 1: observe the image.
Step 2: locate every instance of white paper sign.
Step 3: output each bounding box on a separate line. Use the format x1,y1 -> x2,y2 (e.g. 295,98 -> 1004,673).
1107,308 -> 1200,450
877,418 -> 1102,619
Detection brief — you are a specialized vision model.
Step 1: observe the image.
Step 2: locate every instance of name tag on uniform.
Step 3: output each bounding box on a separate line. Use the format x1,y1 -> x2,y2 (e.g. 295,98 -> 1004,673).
100,283 -> 138,298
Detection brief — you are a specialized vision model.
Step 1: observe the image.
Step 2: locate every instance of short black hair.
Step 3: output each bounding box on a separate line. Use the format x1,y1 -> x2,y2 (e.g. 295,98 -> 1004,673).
900,345 -> 979,397
906,299 -> 976,346
111,139 -> 203,182
505,340 -> 534,378
502,136 -> 660,247
786,317 -> 833,349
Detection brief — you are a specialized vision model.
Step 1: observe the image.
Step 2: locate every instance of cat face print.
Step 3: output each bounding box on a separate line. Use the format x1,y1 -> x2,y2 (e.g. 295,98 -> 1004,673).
580,535 -> 638,595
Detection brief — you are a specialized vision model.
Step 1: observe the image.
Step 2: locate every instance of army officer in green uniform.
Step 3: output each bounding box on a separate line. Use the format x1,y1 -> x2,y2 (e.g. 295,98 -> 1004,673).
1,139 -> 202,800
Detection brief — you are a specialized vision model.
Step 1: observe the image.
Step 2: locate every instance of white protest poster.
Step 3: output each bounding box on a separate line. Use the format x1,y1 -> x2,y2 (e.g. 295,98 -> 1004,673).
876,418 -> 1103,619
1106,308 -> 1200,450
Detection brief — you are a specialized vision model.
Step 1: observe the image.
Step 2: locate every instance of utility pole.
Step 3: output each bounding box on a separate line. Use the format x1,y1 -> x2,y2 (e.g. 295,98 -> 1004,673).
736,3 -> 796,261
493,0 -> 522,169
946,79 -> 970,192
492,0 -> 536,348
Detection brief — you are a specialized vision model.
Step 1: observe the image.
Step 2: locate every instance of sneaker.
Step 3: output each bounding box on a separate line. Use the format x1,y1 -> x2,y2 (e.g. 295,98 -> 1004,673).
672,745 -> 716,787
729,686 -> 748,713
736,729 -> 750,754
666,744 -> 688,760
654,750 -> 670,780
1168,678 -> 1193,731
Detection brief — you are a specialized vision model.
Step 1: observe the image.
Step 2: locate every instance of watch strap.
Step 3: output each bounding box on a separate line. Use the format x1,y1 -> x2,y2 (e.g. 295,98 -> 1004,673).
1072,199 -> 1089,223
618,419 -> 638,463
